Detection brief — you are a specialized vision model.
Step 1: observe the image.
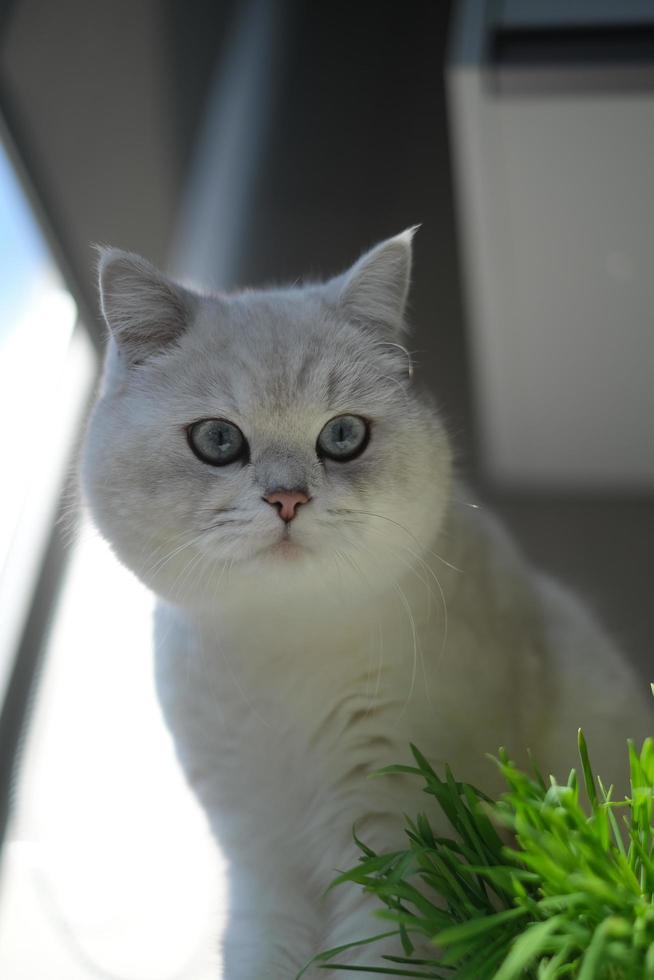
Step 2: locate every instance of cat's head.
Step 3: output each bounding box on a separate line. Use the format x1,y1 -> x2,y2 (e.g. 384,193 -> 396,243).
81,230 -> 452,610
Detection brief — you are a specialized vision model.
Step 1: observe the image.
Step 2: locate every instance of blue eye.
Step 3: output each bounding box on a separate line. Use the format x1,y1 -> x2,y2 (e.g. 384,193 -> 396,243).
317,414 -> 369,462
187,418 -> 247,466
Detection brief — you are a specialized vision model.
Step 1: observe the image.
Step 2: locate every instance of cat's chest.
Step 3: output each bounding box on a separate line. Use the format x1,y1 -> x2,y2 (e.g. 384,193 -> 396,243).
157,591 -> 482,770
157,594 -> 419,730
155,592 -> 430,771
154,583 -> 515,809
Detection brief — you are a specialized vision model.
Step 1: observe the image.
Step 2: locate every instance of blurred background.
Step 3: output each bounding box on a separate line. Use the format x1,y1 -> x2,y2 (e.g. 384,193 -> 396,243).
0,0 -> 652,976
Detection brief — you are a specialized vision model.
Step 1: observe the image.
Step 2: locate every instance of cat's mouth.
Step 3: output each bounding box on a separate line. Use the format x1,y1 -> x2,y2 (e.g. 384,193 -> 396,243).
246,524 -> 312,563
268,537 -> 305,560
254,524 -> 310,561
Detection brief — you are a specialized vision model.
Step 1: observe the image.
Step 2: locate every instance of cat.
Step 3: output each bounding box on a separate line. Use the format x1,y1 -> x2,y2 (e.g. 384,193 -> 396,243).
81,229 -> 651,977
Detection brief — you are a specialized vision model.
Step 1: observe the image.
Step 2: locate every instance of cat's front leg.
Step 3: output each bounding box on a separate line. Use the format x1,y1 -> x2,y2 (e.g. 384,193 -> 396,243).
220,864 -> 323,979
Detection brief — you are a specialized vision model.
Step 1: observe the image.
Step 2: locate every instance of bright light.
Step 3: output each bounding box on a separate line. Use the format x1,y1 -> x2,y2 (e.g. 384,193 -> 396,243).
0,279 -> 89,706
0,280 -> 77,567
0,522 -> 226,978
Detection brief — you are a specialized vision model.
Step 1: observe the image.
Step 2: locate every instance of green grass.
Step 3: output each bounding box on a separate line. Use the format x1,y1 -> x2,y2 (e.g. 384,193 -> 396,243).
298,699 -> 654,978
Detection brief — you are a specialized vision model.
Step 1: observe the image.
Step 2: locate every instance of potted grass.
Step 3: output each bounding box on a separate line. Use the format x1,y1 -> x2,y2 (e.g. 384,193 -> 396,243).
299,690 -> 654,978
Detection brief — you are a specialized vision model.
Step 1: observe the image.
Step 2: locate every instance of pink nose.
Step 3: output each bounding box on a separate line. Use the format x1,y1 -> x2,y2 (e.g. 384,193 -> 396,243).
263,489 -> 310,523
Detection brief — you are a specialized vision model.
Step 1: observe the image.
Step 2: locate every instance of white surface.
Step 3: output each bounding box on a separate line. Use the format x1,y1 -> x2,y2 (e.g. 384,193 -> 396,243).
0,523 -> 225,979
0,285 -> 91,709
447,1 -> 654,488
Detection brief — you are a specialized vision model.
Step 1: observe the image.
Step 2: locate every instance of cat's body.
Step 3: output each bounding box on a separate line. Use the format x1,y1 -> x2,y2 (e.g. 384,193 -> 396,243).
81,231 -> 651,977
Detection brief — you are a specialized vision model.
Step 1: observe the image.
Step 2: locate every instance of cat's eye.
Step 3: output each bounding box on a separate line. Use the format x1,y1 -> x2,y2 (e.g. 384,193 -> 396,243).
317,414 -> 369,462
187,418 -> 248,466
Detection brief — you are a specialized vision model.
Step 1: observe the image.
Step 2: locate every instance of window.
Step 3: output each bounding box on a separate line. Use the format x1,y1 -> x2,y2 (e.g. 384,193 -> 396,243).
0,138 -> 92,705
0,137 -> 224,979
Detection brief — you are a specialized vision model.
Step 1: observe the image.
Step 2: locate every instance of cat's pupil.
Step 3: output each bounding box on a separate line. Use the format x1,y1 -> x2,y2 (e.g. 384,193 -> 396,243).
211,426 -> 236,454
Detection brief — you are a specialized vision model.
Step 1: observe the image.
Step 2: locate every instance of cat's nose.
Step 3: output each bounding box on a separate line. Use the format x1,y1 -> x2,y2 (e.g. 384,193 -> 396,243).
263,489 -> 311,523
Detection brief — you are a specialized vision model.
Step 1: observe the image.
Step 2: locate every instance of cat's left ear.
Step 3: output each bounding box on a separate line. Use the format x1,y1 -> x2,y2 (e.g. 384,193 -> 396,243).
329,227 -> 417,335
97,247 -> 197,364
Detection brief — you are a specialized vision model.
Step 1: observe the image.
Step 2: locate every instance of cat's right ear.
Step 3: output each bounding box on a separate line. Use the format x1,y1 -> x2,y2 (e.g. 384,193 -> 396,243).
97,247 -> 196,364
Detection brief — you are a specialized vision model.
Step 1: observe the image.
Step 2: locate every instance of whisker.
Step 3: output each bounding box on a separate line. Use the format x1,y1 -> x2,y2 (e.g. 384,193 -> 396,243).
137,527 -> 201,580
371,620 -> 384,709
357,534 -> 446,714
452,496 -> 480,510
170,548 -> 207,603
332,549 -> 347,593
350,537 -> 422,720
367,340 -> 421,379
393,580 -> 418,721
376,531 -> 450,675
141,530 -> 207,581
188,546 -> 215,598
201,516 -> 247,531
369,531 -> 434,619
212,556 -> 230,595
337,507 -> 463,574
333,546 -> 386,718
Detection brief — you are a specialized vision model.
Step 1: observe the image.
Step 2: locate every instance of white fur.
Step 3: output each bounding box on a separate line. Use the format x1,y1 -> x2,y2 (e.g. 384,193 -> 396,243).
81,232 -> 651,977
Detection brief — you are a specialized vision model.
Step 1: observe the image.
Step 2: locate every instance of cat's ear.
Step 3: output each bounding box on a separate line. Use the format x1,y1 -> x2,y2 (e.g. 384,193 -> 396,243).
97,247 -> 196,364
330,227 -> 417,335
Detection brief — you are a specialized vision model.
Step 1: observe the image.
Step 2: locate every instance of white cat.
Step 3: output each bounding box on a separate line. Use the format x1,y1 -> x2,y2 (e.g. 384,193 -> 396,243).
81,230 -> 651,977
